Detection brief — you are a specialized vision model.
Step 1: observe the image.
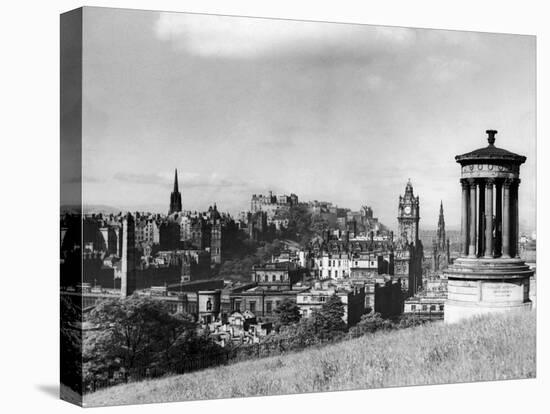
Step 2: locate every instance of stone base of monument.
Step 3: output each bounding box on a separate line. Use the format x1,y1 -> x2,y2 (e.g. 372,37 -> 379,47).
445,297 -> 532,324
444,257 -> 534,324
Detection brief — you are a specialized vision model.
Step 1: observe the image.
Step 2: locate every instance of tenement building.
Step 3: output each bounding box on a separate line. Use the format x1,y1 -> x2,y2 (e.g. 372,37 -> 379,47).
444,130 -> 534,323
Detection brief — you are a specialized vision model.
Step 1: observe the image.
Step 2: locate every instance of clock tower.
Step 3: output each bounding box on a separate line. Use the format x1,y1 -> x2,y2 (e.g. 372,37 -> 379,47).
397,179 -> 420,245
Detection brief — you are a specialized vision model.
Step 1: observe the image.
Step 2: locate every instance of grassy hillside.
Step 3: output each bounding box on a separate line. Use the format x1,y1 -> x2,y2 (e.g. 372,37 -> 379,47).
84,311 -> 536,407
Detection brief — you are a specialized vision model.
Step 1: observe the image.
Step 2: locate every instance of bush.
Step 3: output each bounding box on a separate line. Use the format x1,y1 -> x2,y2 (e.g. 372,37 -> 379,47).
349,312 -> 393,337
395,313 -> 427,329
273,298 -> 301,328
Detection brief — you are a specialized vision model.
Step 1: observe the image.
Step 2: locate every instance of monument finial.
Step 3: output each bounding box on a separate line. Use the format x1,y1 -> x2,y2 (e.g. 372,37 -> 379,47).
486,129 -> 497,146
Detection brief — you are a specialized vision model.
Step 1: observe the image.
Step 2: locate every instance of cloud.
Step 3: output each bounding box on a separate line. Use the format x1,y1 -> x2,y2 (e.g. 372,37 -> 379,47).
114,172 -> 170,185
154,13 -> 417,59
257,136 -> 297,150
113,171 -> 248,189
64,175 -> 104,184
422,56 -> 479,83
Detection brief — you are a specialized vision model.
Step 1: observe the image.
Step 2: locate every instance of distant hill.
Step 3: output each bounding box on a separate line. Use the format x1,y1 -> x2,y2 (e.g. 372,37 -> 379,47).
60,204 -> 123,215
84,311 -> 535,407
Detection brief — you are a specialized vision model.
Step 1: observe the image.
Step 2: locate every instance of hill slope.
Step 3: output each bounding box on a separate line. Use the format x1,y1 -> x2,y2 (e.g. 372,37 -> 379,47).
84,311 -> 536,407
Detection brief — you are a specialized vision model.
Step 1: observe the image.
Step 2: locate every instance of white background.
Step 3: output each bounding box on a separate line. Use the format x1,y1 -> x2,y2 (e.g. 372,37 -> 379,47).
0,0 -> 547,413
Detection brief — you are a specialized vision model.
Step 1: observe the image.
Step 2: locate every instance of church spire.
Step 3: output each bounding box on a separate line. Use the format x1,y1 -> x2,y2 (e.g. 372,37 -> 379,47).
169,168 -> 182,214
437,201 -> 446,250
173,168 -> 179,193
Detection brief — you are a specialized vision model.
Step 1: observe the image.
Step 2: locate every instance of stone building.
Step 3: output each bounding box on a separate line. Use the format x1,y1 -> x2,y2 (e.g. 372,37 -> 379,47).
394,180 -> 424,297
99,225 -> 119,256
208,205 -> 222,265
159,215 -> 181,250
229,287 -> 307,318
250,191 -> 298,227
403,273 -> 447,320
296,284 -> 367,326
309,231 -> 394,281
251,261 -> 302,289
228,261 -> 307,318
134,217 -> 159,249
404,296 -> 445,320
197,289 -> 221,324
250,191 -> 298,213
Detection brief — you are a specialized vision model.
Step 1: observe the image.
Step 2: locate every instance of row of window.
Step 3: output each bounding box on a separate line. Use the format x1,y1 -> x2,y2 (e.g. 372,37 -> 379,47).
232,300 -> 281,313
257,273 -> 286,282
300,295 -> 327,303
410,304 -> 444,312
319,260 -> 377,268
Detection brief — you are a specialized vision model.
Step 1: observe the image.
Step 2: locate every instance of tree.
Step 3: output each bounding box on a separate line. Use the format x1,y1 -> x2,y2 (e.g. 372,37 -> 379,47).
310,294 -> 347,340
60,294 -> 83,393
216,239 -> 285,281
274,298 -> 302,326
283,205 -> 314,245
83,295 -> 199,384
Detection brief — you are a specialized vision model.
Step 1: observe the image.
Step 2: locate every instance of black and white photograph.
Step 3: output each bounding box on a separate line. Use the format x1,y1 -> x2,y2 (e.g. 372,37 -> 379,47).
4,1 -> 548,413
58,5 -> 539,407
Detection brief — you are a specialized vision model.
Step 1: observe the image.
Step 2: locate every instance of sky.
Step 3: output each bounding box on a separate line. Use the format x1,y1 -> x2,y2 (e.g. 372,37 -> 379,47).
78,7 -> 536,232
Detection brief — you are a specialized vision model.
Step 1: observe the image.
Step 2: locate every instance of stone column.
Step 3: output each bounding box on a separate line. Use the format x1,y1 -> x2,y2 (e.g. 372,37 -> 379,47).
501,179 -> 512,258
468,178 -> 477,258
461,179 -> 469,256
495,181 -> 502,256
477,181 -> 485,257
484,179 -> 494,258
513,179 -> 521,258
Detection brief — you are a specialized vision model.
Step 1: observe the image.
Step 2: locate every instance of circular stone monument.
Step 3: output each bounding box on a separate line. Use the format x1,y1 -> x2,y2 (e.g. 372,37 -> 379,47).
444,130 -> 534,323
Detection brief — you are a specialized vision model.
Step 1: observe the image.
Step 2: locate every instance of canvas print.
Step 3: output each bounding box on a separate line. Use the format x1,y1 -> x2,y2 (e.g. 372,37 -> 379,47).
60,7 -> 536,407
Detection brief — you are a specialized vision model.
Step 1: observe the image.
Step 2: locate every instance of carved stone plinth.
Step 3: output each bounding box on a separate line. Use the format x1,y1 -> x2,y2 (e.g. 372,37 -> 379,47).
444,257 -> 533,323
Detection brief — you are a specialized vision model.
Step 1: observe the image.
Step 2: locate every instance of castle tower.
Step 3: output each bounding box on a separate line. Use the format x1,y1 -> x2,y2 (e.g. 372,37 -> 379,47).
169,169 -> 182,214
397,179 -> 420,245
444,130 -> 533,323
121,213 -> 136,298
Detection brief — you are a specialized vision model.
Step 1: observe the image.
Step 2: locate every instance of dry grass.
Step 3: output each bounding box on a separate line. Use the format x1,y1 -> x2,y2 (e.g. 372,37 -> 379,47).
84,311 -> 536,407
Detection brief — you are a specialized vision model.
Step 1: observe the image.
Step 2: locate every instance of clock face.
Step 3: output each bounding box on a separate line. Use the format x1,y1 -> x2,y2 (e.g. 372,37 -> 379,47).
404,206 -> 411,215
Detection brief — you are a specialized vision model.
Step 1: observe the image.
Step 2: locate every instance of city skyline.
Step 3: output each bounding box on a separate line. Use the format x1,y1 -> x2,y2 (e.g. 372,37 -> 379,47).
58,7 -> 538,407
75,8 -> 536,232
